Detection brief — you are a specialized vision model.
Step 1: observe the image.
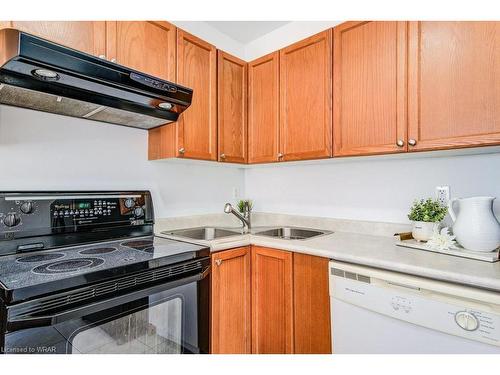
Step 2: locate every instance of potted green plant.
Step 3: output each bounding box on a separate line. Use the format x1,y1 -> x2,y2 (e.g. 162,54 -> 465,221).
408,198 -> 448,242
237,199 -> 253,220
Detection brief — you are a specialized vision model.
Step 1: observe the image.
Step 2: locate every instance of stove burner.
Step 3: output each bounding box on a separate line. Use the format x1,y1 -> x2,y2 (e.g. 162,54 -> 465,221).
32,258 -> 105,274
79,247 -> 117,255
122,240 -> 154,250
17,253 -> 65,263
122,239 -> 155,254
140,247 -> 154,254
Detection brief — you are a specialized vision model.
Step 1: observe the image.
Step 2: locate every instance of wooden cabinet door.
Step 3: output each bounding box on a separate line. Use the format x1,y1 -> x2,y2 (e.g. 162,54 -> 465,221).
333,22 -> 408,156
251,246 -> 293,354
176,29 -> 218,160
211,247 -> 251,354
408,21 -> 500,151
9,21 -> 106,56
248,52 -> 280,163
293,253 -> 331,354
218,51 -> 248,163
279,30 -> 332,161
106,21 -> 176,81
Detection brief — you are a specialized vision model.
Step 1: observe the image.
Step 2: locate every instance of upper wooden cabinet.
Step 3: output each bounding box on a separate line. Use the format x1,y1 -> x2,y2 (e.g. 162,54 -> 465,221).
211,247 -> 251,354
148,29 -> 217,160
333,21 -> 408,156
251,246 -> 293,354
3,21 -> 177,82
279,30 -> 333,161
106,21 -> 176,81
407,21 -> 500,151
5,21 -> 106,56
176,30 -> 218,160
217,51 -> 248,163
293,253 -> 331,354
248,52 -> 280,163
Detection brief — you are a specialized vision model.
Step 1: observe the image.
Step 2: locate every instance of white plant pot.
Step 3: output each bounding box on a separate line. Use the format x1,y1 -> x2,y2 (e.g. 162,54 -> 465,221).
412,221 -> 439,242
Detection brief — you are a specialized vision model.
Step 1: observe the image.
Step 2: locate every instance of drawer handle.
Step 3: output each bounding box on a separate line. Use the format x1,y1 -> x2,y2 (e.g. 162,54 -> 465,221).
215,259 -> 222,266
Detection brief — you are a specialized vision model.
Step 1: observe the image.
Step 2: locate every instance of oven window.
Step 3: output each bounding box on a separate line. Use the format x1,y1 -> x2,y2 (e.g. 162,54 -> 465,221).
4,278 -> 208,354
70,296 -> 183,354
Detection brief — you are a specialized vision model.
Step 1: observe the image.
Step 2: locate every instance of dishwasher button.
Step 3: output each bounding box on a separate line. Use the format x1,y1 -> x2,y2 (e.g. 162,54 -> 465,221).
455,311 -> 479,331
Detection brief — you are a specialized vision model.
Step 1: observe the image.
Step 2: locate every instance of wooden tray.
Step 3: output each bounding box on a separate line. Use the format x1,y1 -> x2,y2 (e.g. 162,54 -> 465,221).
395,238 -> 500,262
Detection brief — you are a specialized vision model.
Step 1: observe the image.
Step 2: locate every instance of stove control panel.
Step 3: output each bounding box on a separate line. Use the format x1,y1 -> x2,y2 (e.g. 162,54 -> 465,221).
0,191 -> 154,239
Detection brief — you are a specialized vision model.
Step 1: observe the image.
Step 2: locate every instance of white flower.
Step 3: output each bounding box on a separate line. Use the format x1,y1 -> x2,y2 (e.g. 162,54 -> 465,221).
426,227 -> 459,251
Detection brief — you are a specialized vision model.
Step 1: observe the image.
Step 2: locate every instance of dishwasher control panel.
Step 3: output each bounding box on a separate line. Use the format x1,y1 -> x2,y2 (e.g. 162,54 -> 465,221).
330,264 -> 500,348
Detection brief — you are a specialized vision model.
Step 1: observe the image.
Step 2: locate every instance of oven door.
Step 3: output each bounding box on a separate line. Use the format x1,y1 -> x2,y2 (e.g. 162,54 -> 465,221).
2,267 -> 210,354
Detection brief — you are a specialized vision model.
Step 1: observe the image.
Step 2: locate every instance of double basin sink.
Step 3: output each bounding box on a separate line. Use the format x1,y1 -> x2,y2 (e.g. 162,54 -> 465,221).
162,226 -> 332,241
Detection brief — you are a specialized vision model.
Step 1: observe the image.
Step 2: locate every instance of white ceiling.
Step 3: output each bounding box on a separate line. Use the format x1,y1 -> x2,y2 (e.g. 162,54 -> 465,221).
205,21 -> 290,44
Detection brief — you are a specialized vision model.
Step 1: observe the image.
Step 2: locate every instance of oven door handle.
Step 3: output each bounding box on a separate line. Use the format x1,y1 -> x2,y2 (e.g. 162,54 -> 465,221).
7,266 -> 211,332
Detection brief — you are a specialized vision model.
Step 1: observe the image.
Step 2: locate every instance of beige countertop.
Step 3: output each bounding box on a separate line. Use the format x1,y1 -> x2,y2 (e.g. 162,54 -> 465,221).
154,213 -> 500,292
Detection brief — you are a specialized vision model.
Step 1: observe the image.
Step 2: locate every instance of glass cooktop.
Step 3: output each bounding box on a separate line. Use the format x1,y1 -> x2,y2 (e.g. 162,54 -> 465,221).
0,236 -> 209,303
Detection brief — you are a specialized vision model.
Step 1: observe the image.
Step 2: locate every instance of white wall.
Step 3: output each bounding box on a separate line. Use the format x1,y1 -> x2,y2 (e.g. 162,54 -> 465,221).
0,105 -> 245,218
245,152 -> 500,224
171,21 -> 343,61
2,107 -> 499,225
171,21 -> 246,59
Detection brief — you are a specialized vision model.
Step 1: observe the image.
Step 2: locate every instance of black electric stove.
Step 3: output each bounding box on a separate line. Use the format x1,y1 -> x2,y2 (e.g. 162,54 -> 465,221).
0,191 -> 210,354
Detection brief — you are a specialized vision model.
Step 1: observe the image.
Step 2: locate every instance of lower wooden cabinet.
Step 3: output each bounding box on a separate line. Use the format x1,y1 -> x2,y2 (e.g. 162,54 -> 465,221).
211,246 -> 251,354
251,246 -> 294,354
293,253 -> 332,353
210,246 -> 331,354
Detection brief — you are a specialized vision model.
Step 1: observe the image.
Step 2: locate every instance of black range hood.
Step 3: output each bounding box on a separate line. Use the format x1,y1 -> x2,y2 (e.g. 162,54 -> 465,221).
0,29 -> 192,129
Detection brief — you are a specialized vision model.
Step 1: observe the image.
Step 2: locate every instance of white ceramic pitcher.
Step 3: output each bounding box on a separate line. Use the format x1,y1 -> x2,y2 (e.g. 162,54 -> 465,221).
448,196 -> 500,252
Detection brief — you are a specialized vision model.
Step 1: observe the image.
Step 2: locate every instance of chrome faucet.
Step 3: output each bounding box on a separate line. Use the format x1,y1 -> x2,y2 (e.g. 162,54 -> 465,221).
224,203 -> 251,233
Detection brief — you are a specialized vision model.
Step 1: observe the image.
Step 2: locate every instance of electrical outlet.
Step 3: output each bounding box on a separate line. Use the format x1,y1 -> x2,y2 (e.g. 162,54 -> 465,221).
435,186 -> 450,206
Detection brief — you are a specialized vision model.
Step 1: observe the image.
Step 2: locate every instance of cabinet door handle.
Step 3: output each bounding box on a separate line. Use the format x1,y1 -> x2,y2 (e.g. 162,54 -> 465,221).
215,259 -> 222,266
111,58 -> 117,63
98,55 -> 107,60
408,139 -> 417,146
220,154 -> 226,160
178,147 -> 185,155
396,139 -> 404,147
277,153 -> 284,160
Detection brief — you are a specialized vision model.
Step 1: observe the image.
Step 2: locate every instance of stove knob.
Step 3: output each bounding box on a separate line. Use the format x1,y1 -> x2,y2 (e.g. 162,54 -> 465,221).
124,198 -> 135,209
3,213 -> 20,227
133,207 -> 144,217
20,201 -> 34,214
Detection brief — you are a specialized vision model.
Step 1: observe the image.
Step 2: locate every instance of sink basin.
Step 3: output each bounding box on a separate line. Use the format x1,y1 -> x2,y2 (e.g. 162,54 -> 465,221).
253,227 -> 332,240
162,227 -> 242,241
